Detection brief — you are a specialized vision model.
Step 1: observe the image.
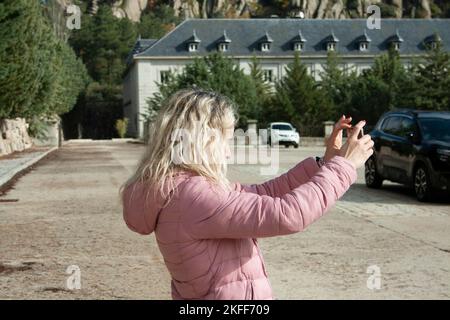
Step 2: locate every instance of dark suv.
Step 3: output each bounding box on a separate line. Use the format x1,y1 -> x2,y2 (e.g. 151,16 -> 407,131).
365,110 -> 450,201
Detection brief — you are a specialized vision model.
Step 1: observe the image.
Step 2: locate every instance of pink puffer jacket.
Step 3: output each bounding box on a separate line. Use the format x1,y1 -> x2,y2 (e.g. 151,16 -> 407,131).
122,156 -> 357,300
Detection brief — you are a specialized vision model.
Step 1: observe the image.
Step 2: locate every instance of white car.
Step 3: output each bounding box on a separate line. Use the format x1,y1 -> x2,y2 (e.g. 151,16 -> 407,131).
267,122 -> 300,148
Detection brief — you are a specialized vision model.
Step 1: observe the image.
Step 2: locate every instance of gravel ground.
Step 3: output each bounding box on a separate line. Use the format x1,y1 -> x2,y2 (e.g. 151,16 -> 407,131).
0,140 -> 449,299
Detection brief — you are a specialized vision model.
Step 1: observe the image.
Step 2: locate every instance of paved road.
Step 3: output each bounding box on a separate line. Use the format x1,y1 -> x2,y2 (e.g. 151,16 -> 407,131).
0,141 -> 449,299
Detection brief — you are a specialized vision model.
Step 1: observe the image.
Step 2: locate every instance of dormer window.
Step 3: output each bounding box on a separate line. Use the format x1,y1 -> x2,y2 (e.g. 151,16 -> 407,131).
218,43 -> 228,52
217,30 -> 231,52
294,42 -> 304,51
359,30 -> 371,52
325,31 -> 339,52
390,29 -> 403,51
189,43 -> 198,52
260,31 -> 273,52
292,30 -> 307,52
186,29 -> 201,52
425,33 -> 442,50
261,43 -> 271,51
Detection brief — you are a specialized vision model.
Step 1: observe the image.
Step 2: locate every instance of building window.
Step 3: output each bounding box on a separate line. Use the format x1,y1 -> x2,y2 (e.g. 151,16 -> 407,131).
262,69 -> 273,82
327,42 -> 336,51
359,42 -> 369,51
261,43 -> 270,52
188,43 -> 198,52
218,43 -> 229,52
293,42 -> 304,51
160,70 -> 171,84
392,42 -> 401,51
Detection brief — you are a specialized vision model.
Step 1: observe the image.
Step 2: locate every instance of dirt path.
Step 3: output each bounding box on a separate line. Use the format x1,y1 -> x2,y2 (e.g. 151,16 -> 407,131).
1,141 -> 449,299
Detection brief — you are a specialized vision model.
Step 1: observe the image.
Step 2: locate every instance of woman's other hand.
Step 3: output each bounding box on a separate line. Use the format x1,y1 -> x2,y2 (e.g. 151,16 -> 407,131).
323,115 -> 352,162
339,120 -> 374,169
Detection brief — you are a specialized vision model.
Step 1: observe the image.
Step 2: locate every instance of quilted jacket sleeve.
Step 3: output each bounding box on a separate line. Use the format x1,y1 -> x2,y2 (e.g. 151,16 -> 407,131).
241,157 -> 320,197
183,156 -> 357,239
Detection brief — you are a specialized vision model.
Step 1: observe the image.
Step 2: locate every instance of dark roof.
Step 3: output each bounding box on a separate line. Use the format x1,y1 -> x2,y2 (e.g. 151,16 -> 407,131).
325,30 -> 339,43
390,29 -> 404,43
133,18 -> 450,58
292,30 -> 307,43
260,31 -> 273,43
217,30 -> 232,43
359,29 -> 371,43
132,38 -> 158,54
425,32 -> 442,43
187,29 -> 201,43
126,38 -> 157,64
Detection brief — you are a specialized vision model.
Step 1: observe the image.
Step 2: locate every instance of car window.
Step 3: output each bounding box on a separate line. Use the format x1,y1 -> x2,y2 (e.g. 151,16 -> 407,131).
398,118 -> 416,138
419,117 -> 450,141
380,117 -> 391,131
382,116 -> 402,136
272,124 -> 293,131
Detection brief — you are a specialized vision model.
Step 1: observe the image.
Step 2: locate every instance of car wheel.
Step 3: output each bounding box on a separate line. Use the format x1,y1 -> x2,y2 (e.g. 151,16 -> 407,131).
365,157 -> 383,188
414,165 -> 433,202
284,144 -> 289,148
294,143 -> 299,149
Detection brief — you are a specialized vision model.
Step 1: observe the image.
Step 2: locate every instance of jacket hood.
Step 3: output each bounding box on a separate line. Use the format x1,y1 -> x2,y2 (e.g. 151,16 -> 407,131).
122,173 -> 192,235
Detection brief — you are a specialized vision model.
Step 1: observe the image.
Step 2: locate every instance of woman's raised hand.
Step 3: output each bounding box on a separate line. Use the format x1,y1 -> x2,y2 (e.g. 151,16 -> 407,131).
339,120 -> 374,169
323,115 -> 353,162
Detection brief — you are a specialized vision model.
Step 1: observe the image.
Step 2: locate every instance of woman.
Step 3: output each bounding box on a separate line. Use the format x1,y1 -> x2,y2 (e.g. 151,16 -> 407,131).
121,89 -> 373,300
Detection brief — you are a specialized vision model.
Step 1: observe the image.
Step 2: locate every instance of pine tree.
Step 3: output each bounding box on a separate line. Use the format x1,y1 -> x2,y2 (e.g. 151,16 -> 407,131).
249,55 -> 272,125
146,53 -> 259,127
0,0 -> 87,120
411,42 -> 450,110
271,52 -> 330,135
319,51 -> 352,119
0,0 -> 50,118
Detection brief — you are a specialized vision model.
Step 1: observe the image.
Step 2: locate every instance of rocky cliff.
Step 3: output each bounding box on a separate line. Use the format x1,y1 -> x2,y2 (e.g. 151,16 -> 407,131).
86,0 -> 446,21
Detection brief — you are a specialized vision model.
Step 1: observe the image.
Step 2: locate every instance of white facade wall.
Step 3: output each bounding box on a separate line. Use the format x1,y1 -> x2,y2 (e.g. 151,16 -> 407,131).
125,55 -> 404,138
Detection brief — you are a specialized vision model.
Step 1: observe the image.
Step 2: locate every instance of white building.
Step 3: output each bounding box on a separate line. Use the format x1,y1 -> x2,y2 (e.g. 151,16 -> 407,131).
123,18 -> 450,138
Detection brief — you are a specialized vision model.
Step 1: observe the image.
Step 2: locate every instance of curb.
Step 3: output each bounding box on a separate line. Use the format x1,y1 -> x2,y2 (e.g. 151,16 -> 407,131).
0,146 -> 58,189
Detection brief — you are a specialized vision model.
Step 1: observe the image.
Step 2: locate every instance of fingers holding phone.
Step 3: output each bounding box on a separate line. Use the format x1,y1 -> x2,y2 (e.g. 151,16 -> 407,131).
339,120 -> 374,169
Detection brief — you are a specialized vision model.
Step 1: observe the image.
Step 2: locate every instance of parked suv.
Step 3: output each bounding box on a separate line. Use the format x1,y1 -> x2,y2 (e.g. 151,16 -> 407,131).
267,122 -> 300,148
365,110 -> 450,201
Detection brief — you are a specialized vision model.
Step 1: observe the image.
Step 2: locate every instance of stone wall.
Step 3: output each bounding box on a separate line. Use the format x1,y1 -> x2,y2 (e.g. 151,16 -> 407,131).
0,118 -> 33,156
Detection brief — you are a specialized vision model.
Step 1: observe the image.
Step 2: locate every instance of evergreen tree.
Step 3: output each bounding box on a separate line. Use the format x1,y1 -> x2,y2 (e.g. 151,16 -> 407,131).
319,51 -> 353,120
0,0 -> 52,118
410,42 -> 450,110
147,53 -> 259,127
69,4 -> 137,85
341,48 -> 413,125
249,55 -> 272,125
271,52 -> 330,135
0,0 -> 88,120
138,4 -> 181,39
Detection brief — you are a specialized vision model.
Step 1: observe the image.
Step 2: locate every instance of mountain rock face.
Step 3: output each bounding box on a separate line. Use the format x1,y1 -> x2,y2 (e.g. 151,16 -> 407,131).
79,0 -> 438,21
111,0 -> 149,21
